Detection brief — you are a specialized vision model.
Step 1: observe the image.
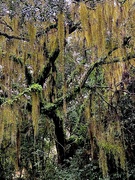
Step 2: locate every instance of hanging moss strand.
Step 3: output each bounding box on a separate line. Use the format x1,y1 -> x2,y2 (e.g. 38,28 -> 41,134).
32,92 -> 40,137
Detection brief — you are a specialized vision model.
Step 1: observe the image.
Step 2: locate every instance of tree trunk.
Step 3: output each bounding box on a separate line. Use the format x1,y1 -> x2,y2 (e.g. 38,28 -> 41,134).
51,112 -> 65,164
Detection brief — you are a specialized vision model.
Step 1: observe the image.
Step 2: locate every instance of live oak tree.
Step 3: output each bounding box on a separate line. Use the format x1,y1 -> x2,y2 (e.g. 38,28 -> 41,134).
0,0 -> 135,179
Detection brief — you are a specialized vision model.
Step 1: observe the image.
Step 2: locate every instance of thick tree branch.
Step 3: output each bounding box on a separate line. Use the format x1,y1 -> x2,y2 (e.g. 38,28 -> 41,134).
68,22 -> 81,34
36,23 -> 58,38
37,22 -> 80,86
42,51 -> 135,113
37,21 -> 80,38
37,48 -> 60,86
1,21 -> 80,87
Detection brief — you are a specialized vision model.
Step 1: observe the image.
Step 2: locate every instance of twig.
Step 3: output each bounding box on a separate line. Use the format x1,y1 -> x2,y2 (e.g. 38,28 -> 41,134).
0,31 -> 29,41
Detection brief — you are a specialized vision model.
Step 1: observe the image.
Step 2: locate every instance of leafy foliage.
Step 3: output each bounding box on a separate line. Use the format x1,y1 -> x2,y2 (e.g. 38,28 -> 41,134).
0,0 -> 135,179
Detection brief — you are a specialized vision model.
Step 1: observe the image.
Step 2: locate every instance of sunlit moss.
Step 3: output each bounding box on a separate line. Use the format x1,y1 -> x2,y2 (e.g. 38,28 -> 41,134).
46,29 -> 58,56
99,148 -> 108,178
27,22 -> 36,44
1,104 -> 18,145
12,16 -> 19,35
58,12 -> 65,65
79,2 -> 92,47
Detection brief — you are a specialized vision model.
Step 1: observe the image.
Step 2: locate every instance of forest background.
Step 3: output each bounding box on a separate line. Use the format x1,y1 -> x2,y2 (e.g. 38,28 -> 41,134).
0,0 -> 135,179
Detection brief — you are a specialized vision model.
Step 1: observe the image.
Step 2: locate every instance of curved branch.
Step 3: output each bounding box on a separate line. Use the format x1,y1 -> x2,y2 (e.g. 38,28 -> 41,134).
37,48 -> 60,86
42,51 -> 135,113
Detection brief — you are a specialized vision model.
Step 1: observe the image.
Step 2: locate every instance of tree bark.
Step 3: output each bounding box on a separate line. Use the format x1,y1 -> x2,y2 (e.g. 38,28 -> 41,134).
48,112 -> 65,164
